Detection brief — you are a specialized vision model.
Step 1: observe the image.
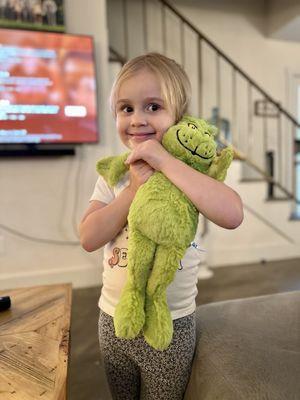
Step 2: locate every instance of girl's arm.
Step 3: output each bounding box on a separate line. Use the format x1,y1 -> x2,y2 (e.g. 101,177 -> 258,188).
160,156 -> 243,229
125,140 -> 243,229
79,160 -> 154,252
79,189 -> 135,252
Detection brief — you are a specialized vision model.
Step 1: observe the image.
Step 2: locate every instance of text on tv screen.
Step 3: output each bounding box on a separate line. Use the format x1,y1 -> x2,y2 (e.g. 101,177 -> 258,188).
0,28 -> 99,144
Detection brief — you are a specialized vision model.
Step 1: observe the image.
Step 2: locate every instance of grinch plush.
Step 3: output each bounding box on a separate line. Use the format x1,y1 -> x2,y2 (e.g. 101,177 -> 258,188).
96,116 -> 233,350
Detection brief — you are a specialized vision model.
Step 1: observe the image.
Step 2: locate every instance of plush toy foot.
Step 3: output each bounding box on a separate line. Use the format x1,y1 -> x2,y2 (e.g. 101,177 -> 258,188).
143,296 -> 173,350
114,289 -> 145,339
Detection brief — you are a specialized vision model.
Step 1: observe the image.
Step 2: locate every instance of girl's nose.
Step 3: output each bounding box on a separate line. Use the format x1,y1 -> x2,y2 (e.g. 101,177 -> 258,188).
130,111 -> 147,127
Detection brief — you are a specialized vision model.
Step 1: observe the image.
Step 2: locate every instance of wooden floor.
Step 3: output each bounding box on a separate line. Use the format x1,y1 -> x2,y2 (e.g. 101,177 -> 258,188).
68,258 -> 300,400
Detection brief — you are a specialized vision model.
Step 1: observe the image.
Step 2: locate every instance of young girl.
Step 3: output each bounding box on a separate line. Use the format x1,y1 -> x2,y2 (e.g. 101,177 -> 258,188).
79,53 -> 243,400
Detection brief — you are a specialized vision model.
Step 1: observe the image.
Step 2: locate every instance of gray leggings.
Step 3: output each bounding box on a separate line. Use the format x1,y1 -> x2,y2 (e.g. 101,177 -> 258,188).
98,310 -> 196,400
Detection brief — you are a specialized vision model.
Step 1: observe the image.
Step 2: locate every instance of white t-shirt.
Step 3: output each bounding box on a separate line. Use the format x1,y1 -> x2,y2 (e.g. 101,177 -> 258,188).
90,173 -> 205,320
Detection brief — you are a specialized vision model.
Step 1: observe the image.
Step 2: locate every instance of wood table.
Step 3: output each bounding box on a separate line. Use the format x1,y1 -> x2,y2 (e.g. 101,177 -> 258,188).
0,284 -> 72,400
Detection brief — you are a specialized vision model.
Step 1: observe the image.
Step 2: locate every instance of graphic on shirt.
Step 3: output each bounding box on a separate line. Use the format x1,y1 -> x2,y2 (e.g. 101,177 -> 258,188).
125,226 -> 129,240
108,239 -> 202,270
179,241 -> 204,269
191,241 -> 203,251
108,247 -> 128,268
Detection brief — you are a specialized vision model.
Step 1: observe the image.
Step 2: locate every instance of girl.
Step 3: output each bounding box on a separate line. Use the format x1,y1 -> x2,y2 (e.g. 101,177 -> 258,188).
79,53 -> 243,400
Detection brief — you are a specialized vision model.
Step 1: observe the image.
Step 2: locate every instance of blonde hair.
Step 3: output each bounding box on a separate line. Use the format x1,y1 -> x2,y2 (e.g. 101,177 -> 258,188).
110,53 -> 191,122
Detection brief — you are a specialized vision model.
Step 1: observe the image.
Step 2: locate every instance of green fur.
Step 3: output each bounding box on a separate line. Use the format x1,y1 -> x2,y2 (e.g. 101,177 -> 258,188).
96,152 -> 130,187
97,116 -> 233,350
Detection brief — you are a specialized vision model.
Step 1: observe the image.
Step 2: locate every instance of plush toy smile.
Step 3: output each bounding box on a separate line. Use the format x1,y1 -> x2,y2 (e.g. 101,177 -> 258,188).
96,115 -> 233,350
176,129 -> 215,159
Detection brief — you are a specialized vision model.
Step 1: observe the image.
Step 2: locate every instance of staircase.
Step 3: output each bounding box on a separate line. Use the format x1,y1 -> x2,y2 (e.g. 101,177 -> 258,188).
106,0 -> 300,265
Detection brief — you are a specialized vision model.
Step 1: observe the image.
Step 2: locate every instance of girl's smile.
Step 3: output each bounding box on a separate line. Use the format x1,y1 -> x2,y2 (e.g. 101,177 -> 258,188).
127,132 -> 156,141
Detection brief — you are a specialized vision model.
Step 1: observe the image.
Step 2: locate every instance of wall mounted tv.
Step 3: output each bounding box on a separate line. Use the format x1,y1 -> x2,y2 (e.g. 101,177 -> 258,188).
0,28 -> 99,155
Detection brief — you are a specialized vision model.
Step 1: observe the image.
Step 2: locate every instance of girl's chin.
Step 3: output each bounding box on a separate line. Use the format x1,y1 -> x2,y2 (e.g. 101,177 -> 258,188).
129,136 -> 157,147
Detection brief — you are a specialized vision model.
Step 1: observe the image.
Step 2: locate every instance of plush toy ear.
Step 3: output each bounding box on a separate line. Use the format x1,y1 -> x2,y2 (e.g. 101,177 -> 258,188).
209,124 -> 218,137
96,152 -> 130,186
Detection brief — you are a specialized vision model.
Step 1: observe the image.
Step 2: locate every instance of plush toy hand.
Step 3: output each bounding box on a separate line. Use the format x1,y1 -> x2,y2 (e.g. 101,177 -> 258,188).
96,152 -> 130,186
207,146 -> 234,182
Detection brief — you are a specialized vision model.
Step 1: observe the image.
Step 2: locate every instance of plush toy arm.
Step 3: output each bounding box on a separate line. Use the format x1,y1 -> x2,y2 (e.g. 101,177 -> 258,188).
96,152 -> 130,186
207,146 -> 234,182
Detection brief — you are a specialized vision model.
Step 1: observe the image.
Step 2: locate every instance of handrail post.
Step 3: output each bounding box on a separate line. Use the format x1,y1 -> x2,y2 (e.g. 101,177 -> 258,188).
266,151 -> 274,199
142,0 -> 148,52
290,128 -> 300,219
122,0 -> 129,59
197,36 -> 203,117
161,2 -> 167,54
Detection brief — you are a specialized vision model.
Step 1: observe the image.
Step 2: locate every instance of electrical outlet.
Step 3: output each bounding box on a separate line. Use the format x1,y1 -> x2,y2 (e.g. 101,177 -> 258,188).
0,236 -> 4,255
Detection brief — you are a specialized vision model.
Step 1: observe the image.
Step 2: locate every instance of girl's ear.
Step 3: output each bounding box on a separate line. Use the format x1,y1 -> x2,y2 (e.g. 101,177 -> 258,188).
96,152 -> 130,186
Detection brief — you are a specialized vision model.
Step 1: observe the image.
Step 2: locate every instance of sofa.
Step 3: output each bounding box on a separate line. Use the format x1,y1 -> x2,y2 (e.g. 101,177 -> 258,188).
184,291 -> 300,400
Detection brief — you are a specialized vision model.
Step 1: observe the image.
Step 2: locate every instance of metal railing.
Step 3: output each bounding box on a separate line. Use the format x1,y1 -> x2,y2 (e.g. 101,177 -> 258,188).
107,0 -> 300,210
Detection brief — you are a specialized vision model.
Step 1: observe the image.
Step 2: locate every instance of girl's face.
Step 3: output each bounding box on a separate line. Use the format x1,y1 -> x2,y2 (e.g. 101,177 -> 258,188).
115,69 -> 176,149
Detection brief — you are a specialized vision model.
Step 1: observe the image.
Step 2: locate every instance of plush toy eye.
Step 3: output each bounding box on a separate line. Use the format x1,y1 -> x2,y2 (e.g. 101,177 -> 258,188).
204,131 -> 210,136
188,123 -> 197,130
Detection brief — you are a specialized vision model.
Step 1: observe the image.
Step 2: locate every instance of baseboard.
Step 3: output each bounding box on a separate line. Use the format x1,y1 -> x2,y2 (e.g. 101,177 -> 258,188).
208,243 -> 300,267
0,263 -> 102,290
1,245 -> 298,290
239,178 -> 265,183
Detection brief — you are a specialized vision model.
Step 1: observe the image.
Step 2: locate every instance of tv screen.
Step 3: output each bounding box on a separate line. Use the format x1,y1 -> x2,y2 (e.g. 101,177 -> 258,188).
0,28 -> 99,145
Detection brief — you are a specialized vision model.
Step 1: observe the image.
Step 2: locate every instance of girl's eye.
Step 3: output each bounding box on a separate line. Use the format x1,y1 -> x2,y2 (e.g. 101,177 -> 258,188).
121,105 -> 133,113
188,123 -> 197,130
147,103 -> 160,112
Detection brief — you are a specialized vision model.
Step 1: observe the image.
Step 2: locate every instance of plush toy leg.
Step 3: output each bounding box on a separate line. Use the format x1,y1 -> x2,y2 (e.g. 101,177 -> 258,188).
143,245 -> 185,350
114,230 -> 156,339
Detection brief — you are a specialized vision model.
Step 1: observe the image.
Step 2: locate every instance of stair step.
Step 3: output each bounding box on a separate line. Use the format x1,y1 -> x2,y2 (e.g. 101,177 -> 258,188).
222,160 -> 299,240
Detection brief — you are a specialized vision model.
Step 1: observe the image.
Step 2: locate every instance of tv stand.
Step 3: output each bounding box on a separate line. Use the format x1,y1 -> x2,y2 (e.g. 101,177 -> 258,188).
0,144 -> 76,157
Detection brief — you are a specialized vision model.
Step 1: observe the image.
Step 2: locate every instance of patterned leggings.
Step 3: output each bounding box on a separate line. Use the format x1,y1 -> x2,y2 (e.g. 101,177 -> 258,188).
98,310 -> 196,400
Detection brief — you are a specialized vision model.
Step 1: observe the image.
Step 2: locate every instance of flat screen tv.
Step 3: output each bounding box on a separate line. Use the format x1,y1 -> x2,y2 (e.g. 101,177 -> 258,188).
0,28 -> 99,150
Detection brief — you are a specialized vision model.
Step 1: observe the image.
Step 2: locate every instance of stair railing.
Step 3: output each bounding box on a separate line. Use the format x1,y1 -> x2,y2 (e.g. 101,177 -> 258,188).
107,0 -> 300,215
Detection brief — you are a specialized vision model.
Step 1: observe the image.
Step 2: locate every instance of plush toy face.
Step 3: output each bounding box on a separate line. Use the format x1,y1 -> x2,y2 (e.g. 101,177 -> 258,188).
162,115 -> 218,173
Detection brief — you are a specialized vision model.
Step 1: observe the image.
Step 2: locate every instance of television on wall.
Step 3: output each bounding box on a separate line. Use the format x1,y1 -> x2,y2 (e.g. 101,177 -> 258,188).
0,28 -> 99,154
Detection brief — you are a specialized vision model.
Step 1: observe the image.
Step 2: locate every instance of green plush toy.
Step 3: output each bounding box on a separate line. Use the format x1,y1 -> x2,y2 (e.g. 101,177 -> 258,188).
97,116 -> 233,350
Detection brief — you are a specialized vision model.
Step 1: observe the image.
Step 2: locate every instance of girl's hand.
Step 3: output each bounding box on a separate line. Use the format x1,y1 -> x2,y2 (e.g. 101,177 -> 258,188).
125,140 -> 172,171
128,160 -> 154,194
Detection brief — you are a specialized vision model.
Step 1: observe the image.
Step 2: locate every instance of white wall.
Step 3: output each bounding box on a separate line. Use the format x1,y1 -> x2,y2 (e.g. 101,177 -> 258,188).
205,160 -> 300,267
0,0 -> 114,290
107,0 -> 300,184
174,0 -> 300,112
108,0 -> 300,112
172,0 -> 300,265
107,0 -> 300,267
266,0 -> 300,42
1,0 -> 300,291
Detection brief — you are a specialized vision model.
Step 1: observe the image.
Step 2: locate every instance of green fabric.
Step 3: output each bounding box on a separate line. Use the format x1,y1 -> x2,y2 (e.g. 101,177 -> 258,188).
96,116 -> 233,350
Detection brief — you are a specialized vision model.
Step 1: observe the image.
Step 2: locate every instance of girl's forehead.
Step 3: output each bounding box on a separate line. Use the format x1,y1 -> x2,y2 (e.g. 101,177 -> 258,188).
117,71 -> 164,101
121,69 -> 161,89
